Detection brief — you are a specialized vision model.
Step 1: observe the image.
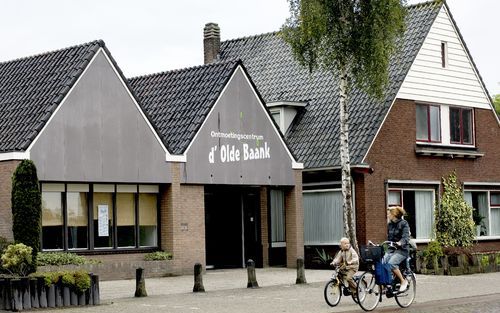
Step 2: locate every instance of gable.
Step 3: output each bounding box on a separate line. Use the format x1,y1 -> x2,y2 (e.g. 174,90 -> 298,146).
397,5 -> 491,109
29,49 -> 171,183
182,66 -> 300,185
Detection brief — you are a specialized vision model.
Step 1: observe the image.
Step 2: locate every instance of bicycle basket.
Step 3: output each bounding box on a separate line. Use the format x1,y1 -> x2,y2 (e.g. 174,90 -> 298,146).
359,245 -> 383,263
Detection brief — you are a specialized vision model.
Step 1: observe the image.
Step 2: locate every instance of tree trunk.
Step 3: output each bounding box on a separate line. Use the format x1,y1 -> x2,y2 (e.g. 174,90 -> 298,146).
339,65 -> 358,252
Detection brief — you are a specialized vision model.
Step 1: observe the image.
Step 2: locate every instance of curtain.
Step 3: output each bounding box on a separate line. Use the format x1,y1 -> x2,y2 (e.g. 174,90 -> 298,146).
303,191 -> 343,245
478,193 -> 489,235
415,191 -> 433,239
270,189 -> 285,243
490,208 -> 500,236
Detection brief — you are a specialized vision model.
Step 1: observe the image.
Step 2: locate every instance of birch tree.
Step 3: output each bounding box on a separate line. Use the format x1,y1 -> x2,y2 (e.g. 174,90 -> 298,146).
282,0 -> 406,251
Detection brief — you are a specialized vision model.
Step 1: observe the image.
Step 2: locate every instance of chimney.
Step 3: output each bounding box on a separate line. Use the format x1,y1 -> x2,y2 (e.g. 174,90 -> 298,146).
204,22 -> 220,64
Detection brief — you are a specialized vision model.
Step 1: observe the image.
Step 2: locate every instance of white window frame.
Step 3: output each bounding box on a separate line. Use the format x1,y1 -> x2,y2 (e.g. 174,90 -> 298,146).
464,189 -> 500,240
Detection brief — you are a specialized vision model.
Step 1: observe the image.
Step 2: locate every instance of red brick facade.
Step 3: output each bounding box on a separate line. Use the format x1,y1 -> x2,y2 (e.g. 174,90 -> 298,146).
0,160 -> 20,241
356,99 -> 500,248
285,170 -> 304,267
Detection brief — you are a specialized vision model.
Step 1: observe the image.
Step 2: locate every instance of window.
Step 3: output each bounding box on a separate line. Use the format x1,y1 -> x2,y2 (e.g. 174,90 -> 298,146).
416,104 -> 441,142
387,188 -> 435,240
41,184 -> 64,250
441,41 -> 448,68
450,107 -> 473,145
490,192 -> 500,236
270,189 -> 286,245
465,191 -> 500,237
40,183 -> 159,251
303,190 -> 343,244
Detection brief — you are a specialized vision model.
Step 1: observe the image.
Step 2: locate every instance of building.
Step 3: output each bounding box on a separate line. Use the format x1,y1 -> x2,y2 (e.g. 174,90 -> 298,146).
213,0 -> 500,259
0,42 -> 303,274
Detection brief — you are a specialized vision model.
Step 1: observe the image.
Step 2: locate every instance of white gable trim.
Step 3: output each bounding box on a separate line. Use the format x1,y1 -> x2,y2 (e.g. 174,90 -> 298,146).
184,65 -> 303,169
25,48 -> 182,163
0,152 -> 30,161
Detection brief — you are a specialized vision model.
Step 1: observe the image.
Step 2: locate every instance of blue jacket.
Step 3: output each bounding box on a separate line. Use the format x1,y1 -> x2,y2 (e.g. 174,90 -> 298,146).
387,218 -> 410,257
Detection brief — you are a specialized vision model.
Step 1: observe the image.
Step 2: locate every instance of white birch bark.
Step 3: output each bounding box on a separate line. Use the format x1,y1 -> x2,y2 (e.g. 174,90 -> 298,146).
339,65 -> 358,252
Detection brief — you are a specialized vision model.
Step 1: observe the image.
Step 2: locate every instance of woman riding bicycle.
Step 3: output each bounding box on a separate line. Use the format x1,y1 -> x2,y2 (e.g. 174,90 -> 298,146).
385,206 -> 410,292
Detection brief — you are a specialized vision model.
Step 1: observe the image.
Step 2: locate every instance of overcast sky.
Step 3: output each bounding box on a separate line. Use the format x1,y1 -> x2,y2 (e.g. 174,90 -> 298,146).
1,0 -> 498,95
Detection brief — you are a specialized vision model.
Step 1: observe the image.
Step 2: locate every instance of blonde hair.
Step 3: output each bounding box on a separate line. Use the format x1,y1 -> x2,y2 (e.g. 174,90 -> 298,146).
388,206 -> 406,219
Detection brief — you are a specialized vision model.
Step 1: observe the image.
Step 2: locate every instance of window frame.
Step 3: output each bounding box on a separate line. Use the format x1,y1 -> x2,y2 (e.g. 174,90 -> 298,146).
40,182 -> 160,252
449,106 -> 474,145
464,189 -> 500,239
416,103 -> 442,143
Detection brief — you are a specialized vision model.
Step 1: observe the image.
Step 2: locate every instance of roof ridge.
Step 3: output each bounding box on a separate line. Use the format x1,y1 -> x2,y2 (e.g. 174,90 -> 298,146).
0,39 -> 104,66
222,31 -> 279,45
406,0 -> 442,9
128,58 -> 240,81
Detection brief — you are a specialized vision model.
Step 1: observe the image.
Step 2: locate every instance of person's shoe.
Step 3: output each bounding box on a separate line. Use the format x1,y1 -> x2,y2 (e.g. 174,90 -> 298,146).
399,279 -> 408,292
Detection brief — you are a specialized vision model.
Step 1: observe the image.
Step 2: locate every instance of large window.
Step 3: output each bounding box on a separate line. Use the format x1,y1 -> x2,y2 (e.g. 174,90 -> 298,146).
416,104 -> 441,142
387,188 -> 435,240
303,190 -> 343,245
41,183 -> 159,251
465,191 -> 500,237
449,107 -> 473,145
270,189 -> 286,246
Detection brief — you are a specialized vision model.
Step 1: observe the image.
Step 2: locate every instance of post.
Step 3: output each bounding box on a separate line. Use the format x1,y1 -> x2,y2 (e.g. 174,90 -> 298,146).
296,258 -> 307,284
134,268 -> 147,297
246,259 -> 259,288
193,263 -> 205,292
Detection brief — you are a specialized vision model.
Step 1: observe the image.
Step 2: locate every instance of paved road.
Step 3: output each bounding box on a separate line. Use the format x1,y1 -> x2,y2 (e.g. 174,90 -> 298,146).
30,270 -> 500,313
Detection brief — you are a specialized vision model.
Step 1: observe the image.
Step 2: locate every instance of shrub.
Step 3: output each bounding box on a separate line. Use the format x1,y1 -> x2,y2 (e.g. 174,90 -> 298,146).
144,251 -> 172,261
421,240 -> 443,264
74,270 -> 91,293
34,270 -> 91,292
0,236 -> 13,254
11,160 -> 41,272
37,252 -> 100,266
1,243 -> 33,276
435,171 -> 475,248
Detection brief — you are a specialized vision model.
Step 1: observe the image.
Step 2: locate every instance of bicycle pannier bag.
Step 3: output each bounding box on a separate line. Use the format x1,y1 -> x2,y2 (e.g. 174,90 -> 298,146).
375,261 -> 392,285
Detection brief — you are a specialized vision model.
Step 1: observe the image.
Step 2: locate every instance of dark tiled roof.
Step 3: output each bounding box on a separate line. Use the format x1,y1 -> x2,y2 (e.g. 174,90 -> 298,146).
0,40 -> 103,152
128,60 -> 239,154
219,1 -> 442,169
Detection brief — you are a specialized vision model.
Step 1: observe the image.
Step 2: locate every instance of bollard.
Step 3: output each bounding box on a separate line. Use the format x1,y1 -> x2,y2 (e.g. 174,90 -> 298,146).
134,268 -> 147,297
193,263 -> 205,292
296,258 -> 307,284
246,259 -> 259,288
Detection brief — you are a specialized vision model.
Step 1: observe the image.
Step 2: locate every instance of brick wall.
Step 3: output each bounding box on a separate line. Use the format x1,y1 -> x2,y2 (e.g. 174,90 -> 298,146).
285,169 -> 304,267
358,99 -> 500,246
160,163 -> 205,274
0,160 -> 20,240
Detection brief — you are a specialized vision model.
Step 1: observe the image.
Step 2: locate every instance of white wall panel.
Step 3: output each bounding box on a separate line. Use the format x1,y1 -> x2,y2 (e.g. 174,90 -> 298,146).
397,6 -> 491,110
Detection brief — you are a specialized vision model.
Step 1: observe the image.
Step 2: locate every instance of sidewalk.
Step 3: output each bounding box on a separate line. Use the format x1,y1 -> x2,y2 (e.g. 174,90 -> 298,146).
100,267 -> 331,300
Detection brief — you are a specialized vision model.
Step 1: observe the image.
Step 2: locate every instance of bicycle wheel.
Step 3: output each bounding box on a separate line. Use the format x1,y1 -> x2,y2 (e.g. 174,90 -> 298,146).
395,272 -> 416,308
324,280 -> 342,307
357,272 -> 381,312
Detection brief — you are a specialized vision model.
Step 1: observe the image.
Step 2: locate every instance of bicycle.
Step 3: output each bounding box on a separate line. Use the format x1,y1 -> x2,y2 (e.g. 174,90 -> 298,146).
324,264 -> 360,307
356,241 -> 416,311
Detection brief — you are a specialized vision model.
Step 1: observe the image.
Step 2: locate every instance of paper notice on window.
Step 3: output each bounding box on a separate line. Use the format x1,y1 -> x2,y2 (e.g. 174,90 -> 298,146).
98,205 -> 109,237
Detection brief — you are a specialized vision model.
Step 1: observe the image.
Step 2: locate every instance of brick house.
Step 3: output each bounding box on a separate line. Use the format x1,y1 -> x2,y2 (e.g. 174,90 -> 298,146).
0,42 -> 303,274
211,0 -> 500,262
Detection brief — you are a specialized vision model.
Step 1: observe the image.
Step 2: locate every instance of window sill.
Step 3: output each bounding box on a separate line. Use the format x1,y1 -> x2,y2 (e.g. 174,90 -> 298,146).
475,236 -> 500,241
415,144 -> 484,159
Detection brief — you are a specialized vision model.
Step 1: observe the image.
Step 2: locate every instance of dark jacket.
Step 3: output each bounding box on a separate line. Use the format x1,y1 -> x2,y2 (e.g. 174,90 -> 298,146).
387,218 -> 410,257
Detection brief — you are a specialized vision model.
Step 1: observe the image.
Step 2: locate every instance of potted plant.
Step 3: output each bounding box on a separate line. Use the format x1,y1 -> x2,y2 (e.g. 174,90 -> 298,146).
472,208 -> 485,237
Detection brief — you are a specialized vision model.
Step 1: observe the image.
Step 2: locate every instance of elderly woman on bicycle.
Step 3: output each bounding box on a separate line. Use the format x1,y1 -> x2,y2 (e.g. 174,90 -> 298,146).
385,206 -> 410,292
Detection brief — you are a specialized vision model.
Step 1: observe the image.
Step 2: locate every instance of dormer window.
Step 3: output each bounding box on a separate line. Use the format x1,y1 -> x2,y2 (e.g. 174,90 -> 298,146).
267,101 -> 307,134
270,109 -> 282,128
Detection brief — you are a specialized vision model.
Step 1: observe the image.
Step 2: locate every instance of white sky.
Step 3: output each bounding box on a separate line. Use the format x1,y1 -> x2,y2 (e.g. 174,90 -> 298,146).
0,0 -> 498,95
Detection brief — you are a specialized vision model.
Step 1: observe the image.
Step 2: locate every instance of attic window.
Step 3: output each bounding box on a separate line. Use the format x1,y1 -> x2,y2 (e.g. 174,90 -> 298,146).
441,41 -> 448,68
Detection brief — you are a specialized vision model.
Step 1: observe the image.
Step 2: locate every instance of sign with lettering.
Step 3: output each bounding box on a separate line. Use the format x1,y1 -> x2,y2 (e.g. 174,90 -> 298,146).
98,205 -> 109,237
208,131 -> 271,164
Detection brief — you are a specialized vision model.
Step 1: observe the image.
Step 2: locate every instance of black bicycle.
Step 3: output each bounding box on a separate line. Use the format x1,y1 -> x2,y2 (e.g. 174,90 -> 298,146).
324,264 -> 361,307
356,241 -> 416,311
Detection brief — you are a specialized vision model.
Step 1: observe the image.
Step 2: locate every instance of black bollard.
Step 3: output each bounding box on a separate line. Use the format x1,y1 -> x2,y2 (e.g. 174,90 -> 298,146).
246,259 -> 259,288
91,275 -> 100,305
193,263 -> 205,292
134,268 -> 147,297
296,258 -> 307,284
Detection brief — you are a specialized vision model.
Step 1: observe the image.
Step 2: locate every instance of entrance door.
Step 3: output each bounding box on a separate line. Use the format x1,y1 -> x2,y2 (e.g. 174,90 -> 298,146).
205,186 -> 262,268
